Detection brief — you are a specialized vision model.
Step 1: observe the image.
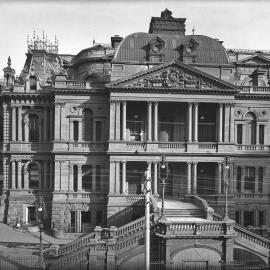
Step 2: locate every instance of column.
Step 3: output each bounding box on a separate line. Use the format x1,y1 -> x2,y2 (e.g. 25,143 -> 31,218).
92,165 -> 96,192
54,103 -> 61,140
254,167 -> 258,193
77,165 -> 82,192
122,101 -> 127,140
122,162 -> 126,194
115,162 -> 120,194
60,104 -> 65,140
109,161 -> 116,194
12,106 -> 17,141
115,101 -> 121,140
43,108 -> 48,141
18,106 -> 22,141
154,102 -> 158,141
188,103 -> 192,142
218,103 -> 223,142
153,162 -> 158,194
193,103 -> 198,142
230,104 -> 235,142
24,117 -> 29,142
187,162 -> 192,194
78,120 -> 82,141
2,157 -> 9,189
50,107 -> 54,140
43,161 -> 48,189
50,162 -> 54,190
192,162 -> 197,194
11,161 -> 16,189
224,104 -> 230,142
54,161 -> 60,191
68,163 -> 74,191
147,102 -> 152,141
17,161 -> 22,189
240,167 -> 245,193
3,104 -> 7,142
69,120 -> 73,141
24,163 -> 29,190
109,101 -> 116,140
217,162 -> 222,194
256,124 -> 260,145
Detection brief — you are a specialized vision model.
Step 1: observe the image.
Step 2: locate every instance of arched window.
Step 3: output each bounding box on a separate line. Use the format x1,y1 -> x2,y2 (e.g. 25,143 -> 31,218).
29,76 -> 37,91
245,112 -> 256,145
83,109 -> 93,141
29,114 -> 39,142
29,163 -> 40,189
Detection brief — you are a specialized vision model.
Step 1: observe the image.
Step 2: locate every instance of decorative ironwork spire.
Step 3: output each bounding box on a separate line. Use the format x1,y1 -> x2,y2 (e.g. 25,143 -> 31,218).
192,26 -> 195,35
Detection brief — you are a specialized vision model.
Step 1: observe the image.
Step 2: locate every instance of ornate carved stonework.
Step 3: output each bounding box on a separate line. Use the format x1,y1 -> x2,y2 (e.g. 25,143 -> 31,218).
126,66 -> 214,89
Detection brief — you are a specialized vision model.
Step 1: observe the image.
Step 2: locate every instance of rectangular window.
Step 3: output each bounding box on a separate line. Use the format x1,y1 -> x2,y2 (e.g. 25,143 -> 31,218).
96,165 -> 101,192
70,211 -> 76,233
28,206 -> 36,223
259,125 -> 264,145
244,211 -> 254,227
82,165 -> 92,191
73,121 -> 79,141
95,121 -> 102,141
244,167 -> 255,192
96,210 -> 102,225
237,124 -> 242,144
235,211 -> 240,224
259,211 -> 265,226
236,167 -> 241,193
81,211 -> 92,233
258,167 -> 263,193
73,166 -> 78,192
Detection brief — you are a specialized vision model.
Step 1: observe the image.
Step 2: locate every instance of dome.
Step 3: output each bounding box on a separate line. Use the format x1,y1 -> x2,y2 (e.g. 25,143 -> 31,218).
114,32 -> 229,64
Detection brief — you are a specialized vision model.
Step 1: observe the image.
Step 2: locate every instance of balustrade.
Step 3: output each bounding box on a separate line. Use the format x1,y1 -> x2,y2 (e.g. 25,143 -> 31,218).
9,142 -> 53,152
126,141 -> 146,151
239,86 -> 270,94
66,142 -> 108,152
236,144 -> 270,152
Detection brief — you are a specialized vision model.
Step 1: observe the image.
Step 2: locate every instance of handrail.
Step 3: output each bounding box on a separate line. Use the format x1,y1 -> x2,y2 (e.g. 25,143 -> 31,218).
213,213 -> 270,249
55,231 -> 96,257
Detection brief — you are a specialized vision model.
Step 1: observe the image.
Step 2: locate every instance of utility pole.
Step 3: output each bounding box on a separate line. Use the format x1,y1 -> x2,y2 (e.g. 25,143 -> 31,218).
223,156 -> 230,220
144,163 -> 151,270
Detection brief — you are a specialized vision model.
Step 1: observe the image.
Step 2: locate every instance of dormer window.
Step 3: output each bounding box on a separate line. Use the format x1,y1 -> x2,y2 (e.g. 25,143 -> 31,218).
147,37 -> 165,62
30,75 -> 37,91
179,38 -> 199,64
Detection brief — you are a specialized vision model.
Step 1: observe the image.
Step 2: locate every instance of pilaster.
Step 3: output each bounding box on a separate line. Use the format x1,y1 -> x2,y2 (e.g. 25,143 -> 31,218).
115,101 -> 121,140
147,101 -> 152,141
192,162 -> 198,194
122,101 -> 127,140
193,103 -> 198,142
121,161 -> 127,194
154,101 -> 159,141
187,162 -> 192,194
18,106 -> 22,141
188,102 -> 192,142
109,100 -> 116,140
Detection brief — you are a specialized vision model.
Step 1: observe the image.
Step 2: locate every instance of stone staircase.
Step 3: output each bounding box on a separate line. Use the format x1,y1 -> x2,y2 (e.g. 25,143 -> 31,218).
44,196 -> 270,269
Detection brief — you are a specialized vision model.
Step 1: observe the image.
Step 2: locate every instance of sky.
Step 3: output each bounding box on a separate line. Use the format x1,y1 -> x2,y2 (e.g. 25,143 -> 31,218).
0,0 -> 270,74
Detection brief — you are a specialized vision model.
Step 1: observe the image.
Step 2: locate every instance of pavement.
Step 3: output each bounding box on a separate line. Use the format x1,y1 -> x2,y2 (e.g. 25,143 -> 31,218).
0,223 -> 72,255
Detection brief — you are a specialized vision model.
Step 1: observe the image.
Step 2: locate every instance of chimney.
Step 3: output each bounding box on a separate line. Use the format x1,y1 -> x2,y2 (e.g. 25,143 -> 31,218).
111,35 -> 123,48
149,9 -> 186,35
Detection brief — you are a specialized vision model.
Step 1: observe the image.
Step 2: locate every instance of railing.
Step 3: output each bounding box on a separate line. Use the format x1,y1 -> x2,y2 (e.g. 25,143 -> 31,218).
126,141 -> 146,151
235,193 -> 265,200
53,231 -> 96,257
239,86 -> 270,94
236,144 -> 270,151
158,142 -> 186,152
54,80 -> 91,89
66,142 -> 108,152
9,142 -> 53,152
213,213 -> 270,251
198,143 -> 218,150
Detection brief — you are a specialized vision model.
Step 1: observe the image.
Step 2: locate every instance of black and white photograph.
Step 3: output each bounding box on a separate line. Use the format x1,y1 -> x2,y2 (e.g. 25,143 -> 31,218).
0,0 -> 270,269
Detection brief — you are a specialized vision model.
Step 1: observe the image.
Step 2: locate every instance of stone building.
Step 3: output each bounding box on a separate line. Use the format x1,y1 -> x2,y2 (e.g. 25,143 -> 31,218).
1,9 -> 270,242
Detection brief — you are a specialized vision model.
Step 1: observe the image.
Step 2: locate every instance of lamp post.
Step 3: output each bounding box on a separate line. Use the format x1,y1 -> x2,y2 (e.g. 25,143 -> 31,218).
36,195 -> 45,269
223,156 -> 230,220
159,155 -> 168,221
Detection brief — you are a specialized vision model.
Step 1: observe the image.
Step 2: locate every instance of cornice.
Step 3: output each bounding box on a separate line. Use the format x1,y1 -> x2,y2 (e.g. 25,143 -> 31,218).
235,94 -> 270,100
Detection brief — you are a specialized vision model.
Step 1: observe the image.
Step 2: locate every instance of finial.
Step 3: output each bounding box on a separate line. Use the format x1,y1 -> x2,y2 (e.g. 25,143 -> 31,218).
7,56 -> 11,67
33,30 -> 36,40
93,38 -> 95,46
192,26 -> 195,35
27,34 -> 29,45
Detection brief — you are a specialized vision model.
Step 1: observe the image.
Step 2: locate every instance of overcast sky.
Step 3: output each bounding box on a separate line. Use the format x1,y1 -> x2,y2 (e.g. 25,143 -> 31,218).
1,0 -> 270,74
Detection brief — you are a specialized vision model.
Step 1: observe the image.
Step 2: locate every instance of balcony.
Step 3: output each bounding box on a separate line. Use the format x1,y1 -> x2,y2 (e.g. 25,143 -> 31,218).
66,142 -> 108,152
64,192 -> 107,202
54,80 -> 91,89
236,144 -> 270,152
9,142 -> 53,152
239,86 -> 270,94
235,193 -> 270,202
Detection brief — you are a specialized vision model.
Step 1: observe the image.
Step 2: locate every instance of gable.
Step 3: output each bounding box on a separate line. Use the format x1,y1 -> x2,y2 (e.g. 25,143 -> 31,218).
239,54 -> 270,65
107,60 -> 238,93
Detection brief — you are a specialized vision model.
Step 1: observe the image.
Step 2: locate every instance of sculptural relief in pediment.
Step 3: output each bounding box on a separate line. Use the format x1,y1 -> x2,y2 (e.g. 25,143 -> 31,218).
125,66 -> 216,89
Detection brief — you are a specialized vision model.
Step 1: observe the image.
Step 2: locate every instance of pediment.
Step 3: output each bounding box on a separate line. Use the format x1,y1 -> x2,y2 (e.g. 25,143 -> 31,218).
239,54 -> 270,65
108,60 -> 238,92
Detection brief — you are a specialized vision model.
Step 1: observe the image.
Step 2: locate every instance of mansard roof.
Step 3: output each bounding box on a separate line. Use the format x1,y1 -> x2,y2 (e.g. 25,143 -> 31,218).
114,33 -> 229,64
106,60 -> 239,94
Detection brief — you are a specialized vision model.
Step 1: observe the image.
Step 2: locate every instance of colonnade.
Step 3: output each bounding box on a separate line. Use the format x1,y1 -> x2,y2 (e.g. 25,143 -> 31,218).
3,103 -> 54,142
108,161 -> 234,196
3,159 -> 54,190
109,100 -> 235,142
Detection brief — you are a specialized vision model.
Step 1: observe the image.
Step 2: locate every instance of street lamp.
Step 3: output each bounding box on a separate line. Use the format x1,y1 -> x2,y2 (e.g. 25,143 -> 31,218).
223,156 -> 230,220
159,155 -> 168,221
36,195 -> 45,269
